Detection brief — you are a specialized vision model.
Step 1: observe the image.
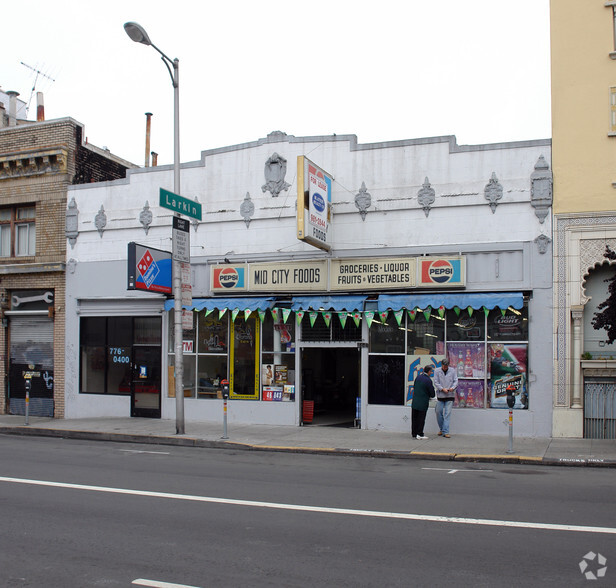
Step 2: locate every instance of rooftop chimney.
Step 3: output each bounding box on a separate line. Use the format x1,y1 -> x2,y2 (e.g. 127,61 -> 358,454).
151,151 -> 158,167
7,91 -> 19,127
36,92 -> 45,122
145,112 -> 153,167
0,102 -> 5,128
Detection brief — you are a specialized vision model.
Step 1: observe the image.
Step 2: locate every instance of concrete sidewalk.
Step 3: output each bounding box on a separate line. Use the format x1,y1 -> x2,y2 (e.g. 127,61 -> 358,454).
0,415 -> 614,467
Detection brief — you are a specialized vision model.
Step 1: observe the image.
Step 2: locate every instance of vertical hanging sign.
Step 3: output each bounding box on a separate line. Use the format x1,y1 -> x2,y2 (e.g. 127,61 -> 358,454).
297,156 -> 333,251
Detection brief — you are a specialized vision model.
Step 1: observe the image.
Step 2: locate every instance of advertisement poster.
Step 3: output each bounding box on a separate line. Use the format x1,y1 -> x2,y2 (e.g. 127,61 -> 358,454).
405,354 -> 445,405
447,342 -> 485,379
274,365 -> 288,385
454,379 -> 485,408
283,385 -> 295,401
488,343 -> 528,409
263,386 -> 284,401
262,364 -> 274,386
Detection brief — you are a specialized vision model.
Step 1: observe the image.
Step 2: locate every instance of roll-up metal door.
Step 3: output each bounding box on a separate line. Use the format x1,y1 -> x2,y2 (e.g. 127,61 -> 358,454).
8,316 -> 54,417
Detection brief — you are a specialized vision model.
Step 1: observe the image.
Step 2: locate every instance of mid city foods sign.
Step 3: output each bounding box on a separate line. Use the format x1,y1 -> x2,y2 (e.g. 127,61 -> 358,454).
211,256 -> 465,293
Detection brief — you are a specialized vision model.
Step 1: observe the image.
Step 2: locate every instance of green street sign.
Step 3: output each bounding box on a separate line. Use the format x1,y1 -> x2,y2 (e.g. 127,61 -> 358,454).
159,188 -> 202,221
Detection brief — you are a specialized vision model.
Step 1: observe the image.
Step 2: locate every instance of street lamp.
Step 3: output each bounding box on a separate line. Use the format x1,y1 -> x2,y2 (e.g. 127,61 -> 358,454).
124,21 -> 185,434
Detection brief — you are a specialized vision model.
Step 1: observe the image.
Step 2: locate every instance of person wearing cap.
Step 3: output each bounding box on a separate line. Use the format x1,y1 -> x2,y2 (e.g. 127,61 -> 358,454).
411,364 -> 435,440
433,357 -> 458,438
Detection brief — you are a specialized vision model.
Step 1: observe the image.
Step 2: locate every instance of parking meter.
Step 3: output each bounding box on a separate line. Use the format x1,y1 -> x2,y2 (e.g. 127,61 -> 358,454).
24,377 -> 32,426
506,383 -> 516,453
221,379 -> 229,439
506,385 -> 516,409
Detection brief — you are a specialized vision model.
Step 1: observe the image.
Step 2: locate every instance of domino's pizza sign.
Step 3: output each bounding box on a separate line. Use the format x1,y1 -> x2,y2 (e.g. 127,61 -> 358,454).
417,257 -> 465,288
127,242 -> 172,295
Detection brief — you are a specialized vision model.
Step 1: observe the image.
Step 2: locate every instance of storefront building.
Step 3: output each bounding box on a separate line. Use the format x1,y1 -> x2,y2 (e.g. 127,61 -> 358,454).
550,1 -> 616,438
65,131 -> 552,436
0,89 -> 134,418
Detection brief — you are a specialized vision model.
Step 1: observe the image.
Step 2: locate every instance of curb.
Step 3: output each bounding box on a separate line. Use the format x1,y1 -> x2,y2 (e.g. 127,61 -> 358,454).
2,425 -> 615,467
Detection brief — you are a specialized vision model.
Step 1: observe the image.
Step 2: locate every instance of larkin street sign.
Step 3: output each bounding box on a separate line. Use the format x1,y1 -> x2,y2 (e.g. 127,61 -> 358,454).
159,188 -> 202,220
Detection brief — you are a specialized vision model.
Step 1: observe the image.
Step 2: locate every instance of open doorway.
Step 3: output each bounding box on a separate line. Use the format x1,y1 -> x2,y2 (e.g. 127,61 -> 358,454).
301,347 -> 359,426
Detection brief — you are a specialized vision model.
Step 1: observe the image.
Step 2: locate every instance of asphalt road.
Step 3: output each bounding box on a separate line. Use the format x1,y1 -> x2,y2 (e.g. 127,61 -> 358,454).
0,434 -> 614,587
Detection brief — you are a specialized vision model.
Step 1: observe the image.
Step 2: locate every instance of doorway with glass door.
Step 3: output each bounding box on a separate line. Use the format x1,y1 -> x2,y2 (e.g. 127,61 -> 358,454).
131,345 -> 161,418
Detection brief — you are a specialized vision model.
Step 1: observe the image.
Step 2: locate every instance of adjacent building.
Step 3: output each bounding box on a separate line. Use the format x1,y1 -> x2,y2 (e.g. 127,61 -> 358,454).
0,88 -> 135,418
65,131 -> 553,436
551,1 -> 616,438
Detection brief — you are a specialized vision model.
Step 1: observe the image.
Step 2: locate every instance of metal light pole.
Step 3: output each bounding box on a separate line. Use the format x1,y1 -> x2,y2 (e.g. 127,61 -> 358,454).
124,22 -> 185,434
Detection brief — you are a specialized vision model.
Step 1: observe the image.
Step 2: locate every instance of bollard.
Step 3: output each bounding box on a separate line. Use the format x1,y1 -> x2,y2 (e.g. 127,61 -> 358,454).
221,379 -> 229,439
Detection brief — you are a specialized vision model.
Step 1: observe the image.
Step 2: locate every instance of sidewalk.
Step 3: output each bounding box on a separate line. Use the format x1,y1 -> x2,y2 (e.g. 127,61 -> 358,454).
0,415 -> 614,467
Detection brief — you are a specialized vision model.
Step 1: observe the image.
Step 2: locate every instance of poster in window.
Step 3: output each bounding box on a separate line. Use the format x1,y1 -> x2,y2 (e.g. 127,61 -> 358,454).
263,386 -> 284,401
446,342 -> 485,379
454,379 -> 485,408
262,364 -> 274,385
405,354 -> 445,405
488,343 -> 528,409
274,365 -> 288,384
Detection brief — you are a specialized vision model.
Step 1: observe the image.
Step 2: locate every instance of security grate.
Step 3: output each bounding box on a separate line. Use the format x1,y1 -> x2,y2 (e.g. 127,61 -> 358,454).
584,380 -> 616,439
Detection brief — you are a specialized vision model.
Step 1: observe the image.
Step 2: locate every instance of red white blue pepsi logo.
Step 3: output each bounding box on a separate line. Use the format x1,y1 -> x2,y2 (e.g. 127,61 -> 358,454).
214,267 -> 245,289
420,259 -> 460,284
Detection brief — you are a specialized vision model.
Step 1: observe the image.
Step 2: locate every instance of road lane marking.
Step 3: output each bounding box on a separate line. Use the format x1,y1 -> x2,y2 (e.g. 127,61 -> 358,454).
0,475 -> 614,535
120,450 -> 171,455
422,467 -> 493,474
133,580 -> 200,588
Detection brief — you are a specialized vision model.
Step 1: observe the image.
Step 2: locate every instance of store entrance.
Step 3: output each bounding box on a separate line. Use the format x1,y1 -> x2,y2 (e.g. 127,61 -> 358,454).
301,347 -> 359,426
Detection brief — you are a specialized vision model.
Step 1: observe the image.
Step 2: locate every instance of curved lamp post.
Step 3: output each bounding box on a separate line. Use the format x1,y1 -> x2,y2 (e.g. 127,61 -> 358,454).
124,22 -> 185,434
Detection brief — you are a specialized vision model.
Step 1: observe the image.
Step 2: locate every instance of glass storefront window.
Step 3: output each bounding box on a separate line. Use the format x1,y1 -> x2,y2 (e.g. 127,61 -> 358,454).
80,316 -> 161,395
197,355 -> 228,398
487,305 -> 528,342
230,316 -> 259,399
368,355 -> 405,405
370,312 -> 404,354
446,309 -> 485,342
197,312 -> 228,353
367,302 -> 529,409
406,310 -> 445,355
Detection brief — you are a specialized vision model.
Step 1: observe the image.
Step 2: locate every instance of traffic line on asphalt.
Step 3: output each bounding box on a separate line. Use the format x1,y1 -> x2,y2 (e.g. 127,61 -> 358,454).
120,449 -> 171,455
1,475 -> 614,535
133,579 -> 200,588
422,467 -> 493,474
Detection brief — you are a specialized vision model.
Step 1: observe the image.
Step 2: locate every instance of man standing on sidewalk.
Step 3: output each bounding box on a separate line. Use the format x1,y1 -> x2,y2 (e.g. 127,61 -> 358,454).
434,358 -> 457,438
411,365 -> 435,440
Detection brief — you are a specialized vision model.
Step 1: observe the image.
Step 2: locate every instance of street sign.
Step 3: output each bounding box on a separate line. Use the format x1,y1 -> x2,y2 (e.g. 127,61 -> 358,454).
181,261 -> 192,306
160,188 -> 202,220
172,216 -> 190,263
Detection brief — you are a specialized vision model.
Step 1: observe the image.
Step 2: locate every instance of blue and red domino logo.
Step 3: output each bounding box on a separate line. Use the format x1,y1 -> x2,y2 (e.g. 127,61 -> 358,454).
420,259 -> 462,284
213,267 -> 245,289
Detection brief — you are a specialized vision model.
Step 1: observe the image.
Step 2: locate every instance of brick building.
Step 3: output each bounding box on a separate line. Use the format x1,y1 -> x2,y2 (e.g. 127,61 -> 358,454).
0,88 -> 135,417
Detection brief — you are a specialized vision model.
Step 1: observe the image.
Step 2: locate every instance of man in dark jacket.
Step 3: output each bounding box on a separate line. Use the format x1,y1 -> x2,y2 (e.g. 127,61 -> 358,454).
411,365 -> 435,440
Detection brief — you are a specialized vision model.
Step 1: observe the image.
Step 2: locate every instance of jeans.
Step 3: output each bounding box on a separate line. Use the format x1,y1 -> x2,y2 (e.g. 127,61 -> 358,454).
436,399 -> 453,434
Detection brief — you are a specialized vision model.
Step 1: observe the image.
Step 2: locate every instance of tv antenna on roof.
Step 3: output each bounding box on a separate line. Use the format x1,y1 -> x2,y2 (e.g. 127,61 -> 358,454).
20,61 -> 56,114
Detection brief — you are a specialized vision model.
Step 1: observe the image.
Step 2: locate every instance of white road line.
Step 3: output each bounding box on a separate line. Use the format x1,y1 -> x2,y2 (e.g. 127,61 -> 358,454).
422,467 -> 493,474
133,579 -> 200,588
0,475 -> 614,535
120,450 -> 171,455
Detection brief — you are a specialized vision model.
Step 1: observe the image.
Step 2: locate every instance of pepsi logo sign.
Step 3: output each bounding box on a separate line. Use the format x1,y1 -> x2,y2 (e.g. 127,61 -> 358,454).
218,267 -> 239,288
426,259 -> 454,283
312,192 -> 325,212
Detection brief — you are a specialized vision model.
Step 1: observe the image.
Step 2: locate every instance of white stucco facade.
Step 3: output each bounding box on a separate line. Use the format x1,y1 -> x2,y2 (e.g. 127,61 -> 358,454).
65,131 -> 553,437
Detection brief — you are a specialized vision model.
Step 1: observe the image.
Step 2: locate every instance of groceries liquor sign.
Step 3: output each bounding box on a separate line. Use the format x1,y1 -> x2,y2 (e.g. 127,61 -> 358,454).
211,256 -> 465,293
